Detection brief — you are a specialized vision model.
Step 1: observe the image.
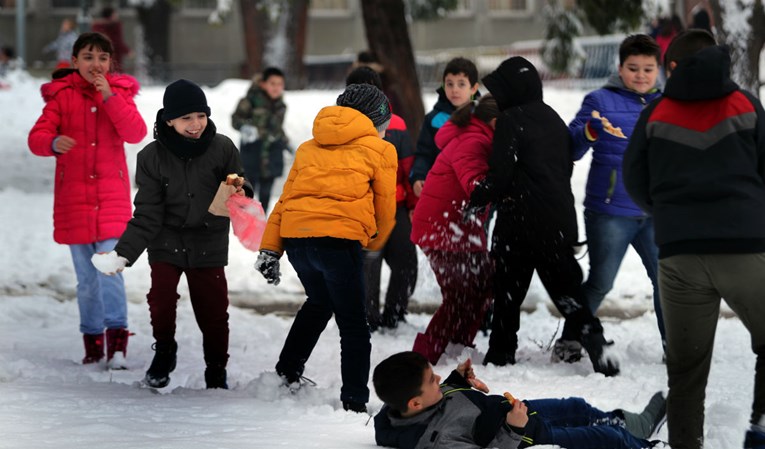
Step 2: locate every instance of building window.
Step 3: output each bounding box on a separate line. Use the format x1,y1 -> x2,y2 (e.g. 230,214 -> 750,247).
183,0 -> 217,10
310,0 -> 352,17
488,0 -> 531,13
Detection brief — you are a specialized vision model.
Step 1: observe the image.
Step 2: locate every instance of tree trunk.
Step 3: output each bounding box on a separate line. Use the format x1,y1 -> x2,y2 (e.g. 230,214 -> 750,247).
238,0 -> 308,89
135,0 -> 172,82
360,0 -> 424,143
709,0 -> 763,97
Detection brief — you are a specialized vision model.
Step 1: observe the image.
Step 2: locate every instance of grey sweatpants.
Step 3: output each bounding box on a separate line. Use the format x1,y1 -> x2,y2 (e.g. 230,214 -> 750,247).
659,253 -> 765,449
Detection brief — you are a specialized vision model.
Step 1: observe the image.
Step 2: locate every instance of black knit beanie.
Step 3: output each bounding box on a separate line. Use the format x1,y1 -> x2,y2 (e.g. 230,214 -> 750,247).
336,84 -> 392,128
161,79 -> 212,121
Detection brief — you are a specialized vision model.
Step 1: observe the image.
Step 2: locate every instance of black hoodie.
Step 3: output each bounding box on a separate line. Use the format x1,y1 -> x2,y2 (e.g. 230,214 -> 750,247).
623,45 -> 765,258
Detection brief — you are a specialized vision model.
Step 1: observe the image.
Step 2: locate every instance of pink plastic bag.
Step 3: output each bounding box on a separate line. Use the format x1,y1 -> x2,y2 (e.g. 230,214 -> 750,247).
225,194 -> 267,251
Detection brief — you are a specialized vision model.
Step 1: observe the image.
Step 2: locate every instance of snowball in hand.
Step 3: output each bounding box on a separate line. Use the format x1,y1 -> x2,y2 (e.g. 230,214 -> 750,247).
91,251 -> 127,275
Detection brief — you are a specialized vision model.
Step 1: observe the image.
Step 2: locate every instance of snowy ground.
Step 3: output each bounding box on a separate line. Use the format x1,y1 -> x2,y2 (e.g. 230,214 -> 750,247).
0,69 -> 756,448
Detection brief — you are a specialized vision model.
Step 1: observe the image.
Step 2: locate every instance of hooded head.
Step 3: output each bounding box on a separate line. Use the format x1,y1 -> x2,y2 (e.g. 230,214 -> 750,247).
481,57 -> 542,110
161,79 -> 211,121
336,83 -> 392,133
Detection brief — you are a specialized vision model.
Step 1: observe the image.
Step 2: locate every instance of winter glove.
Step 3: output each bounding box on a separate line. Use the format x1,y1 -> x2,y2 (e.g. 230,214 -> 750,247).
255,250 -> 281,286
91,251 -> 128,275
584,118 -> 604,142
240,125 -> 259,144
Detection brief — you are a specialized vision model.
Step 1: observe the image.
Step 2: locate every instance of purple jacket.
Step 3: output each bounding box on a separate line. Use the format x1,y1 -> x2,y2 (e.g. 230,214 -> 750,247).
569,75 -> 661,216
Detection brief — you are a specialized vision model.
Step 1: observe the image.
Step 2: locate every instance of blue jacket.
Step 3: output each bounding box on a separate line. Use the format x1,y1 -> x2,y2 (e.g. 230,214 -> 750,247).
569,75 -> 661,217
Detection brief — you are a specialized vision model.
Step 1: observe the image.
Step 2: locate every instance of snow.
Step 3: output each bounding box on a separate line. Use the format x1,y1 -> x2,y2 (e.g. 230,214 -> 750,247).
0,69 -> 757,448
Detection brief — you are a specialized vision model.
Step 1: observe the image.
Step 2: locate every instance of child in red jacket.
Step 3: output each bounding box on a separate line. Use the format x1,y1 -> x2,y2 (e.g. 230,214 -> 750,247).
410,95 -> 499,365
28,32 -> 147,369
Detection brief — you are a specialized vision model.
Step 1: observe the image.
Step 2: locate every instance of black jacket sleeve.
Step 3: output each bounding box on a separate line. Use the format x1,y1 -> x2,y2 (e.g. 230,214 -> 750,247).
469,112 -> 521,208
622,104 -> 655,213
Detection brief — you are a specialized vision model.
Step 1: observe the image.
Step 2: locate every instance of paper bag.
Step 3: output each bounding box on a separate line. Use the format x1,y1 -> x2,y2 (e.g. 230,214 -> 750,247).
208,182 -> 237,217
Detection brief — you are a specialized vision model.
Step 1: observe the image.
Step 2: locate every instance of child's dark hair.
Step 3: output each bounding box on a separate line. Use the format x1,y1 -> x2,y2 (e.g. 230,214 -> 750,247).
373,351 -> 430,413
443,57 -> 479,86
261,66 -> 285,82
450,94 -> 498,128
100,6 -> 115,19
345,66 -> 383,89
664,29 -> 716,68
619,34 -> 661,66
52,32 -> 114,79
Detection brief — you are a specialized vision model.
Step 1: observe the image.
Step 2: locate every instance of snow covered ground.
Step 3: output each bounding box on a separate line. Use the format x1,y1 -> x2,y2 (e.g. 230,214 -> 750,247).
0,69 -> 756,448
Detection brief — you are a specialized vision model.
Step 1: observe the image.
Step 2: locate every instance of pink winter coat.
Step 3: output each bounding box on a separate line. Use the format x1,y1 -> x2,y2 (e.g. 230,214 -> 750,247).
410,117 -> 492,252
28,71 -> 147,244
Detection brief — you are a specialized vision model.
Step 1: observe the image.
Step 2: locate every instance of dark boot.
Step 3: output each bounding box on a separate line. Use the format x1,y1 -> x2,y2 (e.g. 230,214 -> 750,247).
343,401 -> 367,413
82,333 -> 105,364
106,328 -> 129,370
581,321 -> 620,377
144,341 -> 177,388
620,392 -> 667,439
205,364 -> 228,389
482,347 -> 516,367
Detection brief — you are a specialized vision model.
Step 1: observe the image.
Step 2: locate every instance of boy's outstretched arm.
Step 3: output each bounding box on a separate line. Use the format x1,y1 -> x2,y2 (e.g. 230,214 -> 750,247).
456,359 -> 489,393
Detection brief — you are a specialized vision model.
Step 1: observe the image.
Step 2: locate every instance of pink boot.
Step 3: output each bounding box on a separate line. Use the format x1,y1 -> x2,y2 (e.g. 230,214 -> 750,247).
412,332 -> 446,365
106,328 -> 129,370
82,333 -> 104,364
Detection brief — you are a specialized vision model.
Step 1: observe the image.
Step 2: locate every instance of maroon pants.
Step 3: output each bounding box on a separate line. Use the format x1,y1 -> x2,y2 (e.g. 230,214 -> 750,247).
413,250 -> 494,365
147,262 -> 230,367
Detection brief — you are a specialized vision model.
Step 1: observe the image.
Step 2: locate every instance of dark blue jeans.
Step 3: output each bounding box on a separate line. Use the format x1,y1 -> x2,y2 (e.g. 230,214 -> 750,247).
277,237 -> 371,404
527,397 -> 650,449
583,209 -> 665,346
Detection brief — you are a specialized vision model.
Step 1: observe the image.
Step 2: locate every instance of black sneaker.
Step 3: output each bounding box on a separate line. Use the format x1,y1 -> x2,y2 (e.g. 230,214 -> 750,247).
144,341 -> 177,388
581,325 -> 620,377
205,364 -> 228,389
343,401 -> 367,413
482,347 -> 516,366
551,339 -> 583,363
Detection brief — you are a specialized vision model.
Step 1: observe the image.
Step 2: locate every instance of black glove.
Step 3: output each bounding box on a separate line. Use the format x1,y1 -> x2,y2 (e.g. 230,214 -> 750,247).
255,250 -> 281,286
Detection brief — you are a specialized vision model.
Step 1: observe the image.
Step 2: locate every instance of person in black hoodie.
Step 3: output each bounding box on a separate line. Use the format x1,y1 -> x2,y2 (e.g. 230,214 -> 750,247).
93,79 -> 253,390
469,57 -> 619,377
623,30 -> 765,449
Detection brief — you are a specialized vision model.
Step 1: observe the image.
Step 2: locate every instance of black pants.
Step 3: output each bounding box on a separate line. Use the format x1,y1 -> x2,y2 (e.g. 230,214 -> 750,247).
489,215 -> 594,354
363,206 -> 418,328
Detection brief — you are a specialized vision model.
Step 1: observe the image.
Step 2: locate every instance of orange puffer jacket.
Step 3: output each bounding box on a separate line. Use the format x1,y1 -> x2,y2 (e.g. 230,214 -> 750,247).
260,105 -> 398,254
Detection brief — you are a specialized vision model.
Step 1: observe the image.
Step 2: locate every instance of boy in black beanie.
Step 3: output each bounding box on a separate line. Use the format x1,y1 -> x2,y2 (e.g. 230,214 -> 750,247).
93,79 -> 253,389
255,83 -> 397,413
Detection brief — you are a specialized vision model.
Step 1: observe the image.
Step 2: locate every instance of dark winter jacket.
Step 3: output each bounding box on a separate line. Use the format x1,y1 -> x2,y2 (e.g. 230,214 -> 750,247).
375,370 -> 536,449
386,113 -> 418,210
471,57 -> 578,245
410,117 -> 492,252
410,87 -> 457,184
569,75 -> 661,216
231,86 -> 288,179
623,45 -> 765,258
115,112 -> 252,268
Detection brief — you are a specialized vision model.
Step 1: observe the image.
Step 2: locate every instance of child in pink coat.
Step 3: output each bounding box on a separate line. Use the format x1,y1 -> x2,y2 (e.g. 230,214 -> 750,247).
410,95 -> 499,365
28,32 -> 147,368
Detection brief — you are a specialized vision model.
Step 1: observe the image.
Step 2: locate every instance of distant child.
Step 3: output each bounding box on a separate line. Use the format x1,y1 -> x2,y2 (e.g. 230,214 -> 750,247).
409,94 -> 499,365
373,351 -> 667,449
346,66 -> 418,331
623,29 -> 765,449
43,18 -> 78,69
91,7 -> 131,71
92,79 -> 253,389
231,67 -> 289,211
568,34 -> 666,353
410,57 -> 479,197
255,83 -> 397,413
469,57 -> 619,376
27,32 -> 147,368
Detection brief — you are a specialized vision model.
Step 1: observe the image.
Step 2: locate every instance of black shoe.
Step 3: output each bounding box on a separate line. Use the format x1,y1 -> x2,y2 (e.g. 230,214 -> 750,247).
581,325 -> 620,377
144,341 -> 177,388
343,401 -> 367,413
205,364 -> 228,389
482,348 -> 516,366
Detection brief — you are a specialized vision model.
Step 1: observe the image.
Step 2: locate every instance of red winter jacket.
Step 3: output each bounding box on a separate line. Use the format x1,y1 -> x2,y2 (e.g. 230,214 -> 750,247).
385,113 -> 417,210
410,117 -> 492,252
28,71 -> 147,245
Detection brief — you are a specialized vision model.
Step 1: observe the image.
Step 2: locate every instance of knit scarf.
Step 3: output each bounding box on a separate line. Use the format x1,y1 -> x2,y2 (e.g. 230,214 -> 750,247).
154,109 -> 216,160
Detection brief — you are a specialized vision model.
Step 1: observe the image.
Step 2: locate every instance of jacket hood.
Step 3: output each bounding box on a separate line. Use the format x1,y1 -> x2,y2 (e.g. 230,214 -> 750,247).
482,56 -> 542,109
434,116 -> 494,151
664,45 -> 738,100
312,105 -> 380,146
41,71 -> 140,102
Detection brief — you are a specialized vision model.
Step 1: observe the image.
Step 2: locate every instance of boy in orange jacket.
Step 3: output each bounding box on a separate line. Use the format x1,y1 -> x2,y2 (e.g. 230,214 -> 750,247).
255,83 -> 398,413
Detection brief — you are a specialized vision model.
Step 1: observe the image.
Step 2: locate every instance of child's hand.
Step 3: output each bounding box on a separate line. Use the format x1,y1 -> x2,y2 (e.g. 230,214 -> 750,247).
456,358 -> 490,393
505,399 -> 528,428
92,73 -> 113,101
54,135 -> 76,154
413,180 -> 424,197
91,251 -> 128,275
